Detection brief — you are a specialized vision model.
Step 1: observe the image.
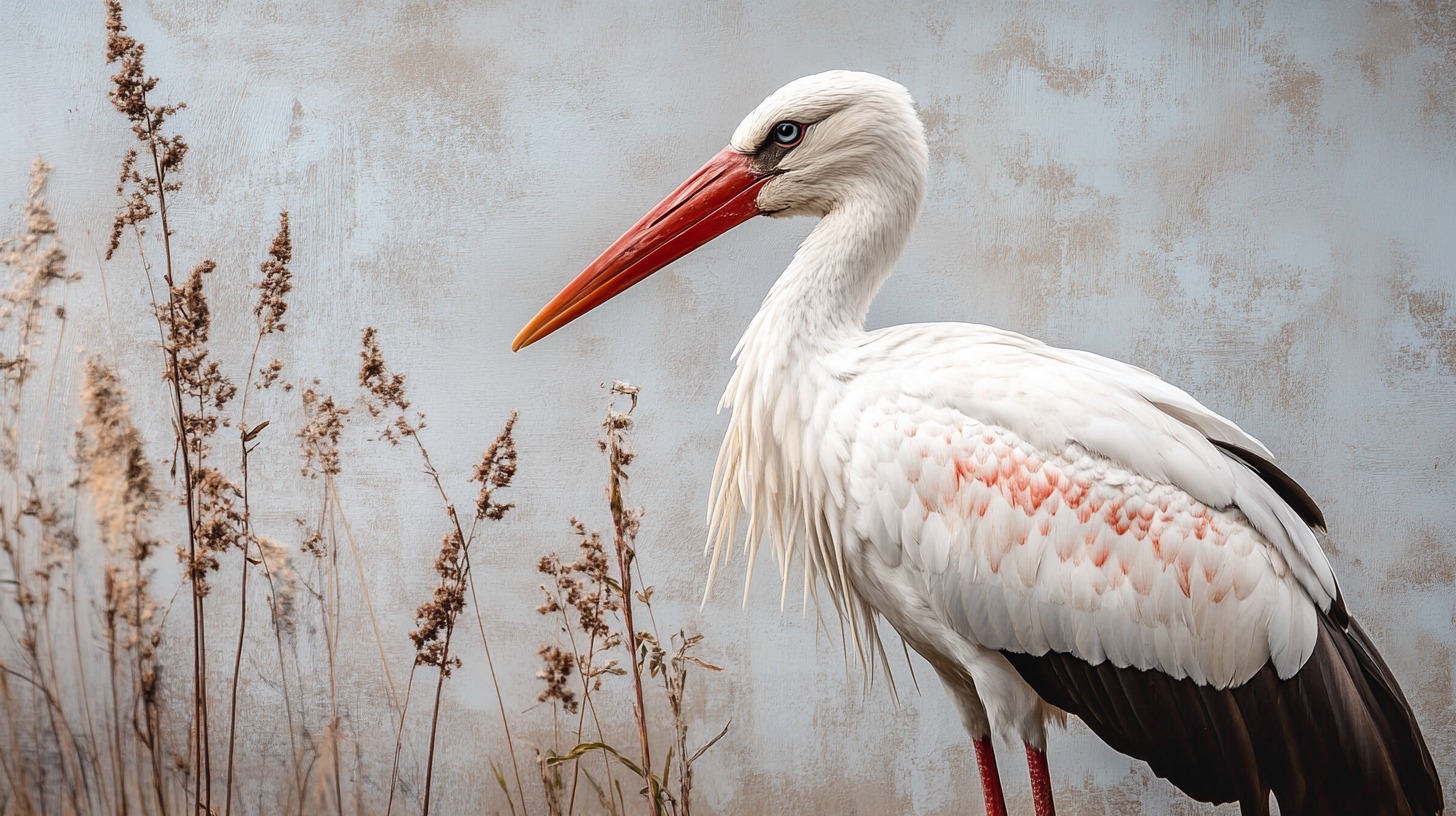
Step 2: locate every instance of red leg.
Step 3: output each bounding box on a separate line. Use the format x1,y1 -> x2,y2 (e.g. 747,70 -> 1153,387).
974,737 -> 1007,816
1025,742 -> 1056,816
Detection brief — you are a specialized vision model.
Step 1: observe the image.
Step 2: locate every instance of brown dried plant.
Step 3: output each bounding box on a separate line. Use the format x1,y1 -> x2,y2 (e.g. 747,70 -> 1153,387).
224,210 -> 297,816
79,359 -> 169,815
104,2 -> 224,807
1,158 -> 72,397
104,10 -> 318,815
535,383 -> 726,816
534,520 -> 627,813
0,157 -> 90,816
361,328 -> 526,816
253,212 -> 292,337
536,523 -> 623,703
601,382 -> 660,815
104,0 -> 185,262
299,384 -> 348,482
1,7 -> 738,816
291,375 -> 354,812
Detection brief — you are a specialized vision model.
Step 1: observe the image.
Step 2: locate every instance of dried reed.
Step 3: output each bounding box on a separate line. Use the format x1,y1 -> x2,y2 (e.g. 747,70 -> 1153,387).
360,328 -> 524,816
1,156 -> 88,816
0,7 -> 731,816
224,211 -> 294,816
104,3 -> 217,808
536,382 -> 726,816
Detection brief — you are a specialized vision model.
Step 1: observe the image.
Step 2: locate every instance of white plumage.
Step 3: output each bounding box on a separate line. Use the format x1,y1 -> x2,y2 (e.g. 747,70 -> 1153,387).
710,317 -> 1335,741
516,70 -> 1442,816
702,71 -> 1337,746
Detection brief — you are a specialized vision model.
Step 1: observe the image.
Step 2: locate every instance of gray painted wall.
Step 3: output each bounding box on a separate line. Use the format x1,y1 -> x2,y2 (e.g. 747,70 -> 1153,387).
3,0 -> 1453,813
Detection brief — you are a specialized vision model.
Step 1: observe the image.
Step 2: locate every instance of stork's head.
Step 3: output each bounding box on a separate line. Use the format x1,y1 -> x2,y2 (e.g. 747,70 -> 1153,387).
513,70 -> 927,350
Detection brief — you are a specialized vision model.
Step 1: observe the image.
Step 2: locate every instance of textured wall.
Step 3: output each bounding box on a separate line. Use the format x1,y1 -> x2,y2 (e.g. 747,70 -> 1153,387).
3,0 -> 1454,813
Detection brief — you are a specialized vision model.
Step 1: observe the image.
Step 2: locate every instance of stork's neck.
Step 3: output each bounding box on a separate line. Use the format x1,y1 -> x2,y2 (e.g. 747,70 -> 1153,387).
739,186 -> 922,360
708,173 -> 922,649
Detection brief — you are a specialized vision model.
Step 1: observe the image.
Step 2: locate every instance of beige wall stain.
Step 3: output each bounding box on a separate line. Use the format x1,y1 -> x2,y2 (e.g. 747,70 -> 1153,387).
1385,523 -> 1456,589
1413,0 -> 1456,128
1402,280 -> 1456,378
981,20 -> 1110,97
1139,93 -> 1261,246
1261,42 -> 1327,147
1385,254 -> 1456,378
1342,0 -> 1416,86
1413,631 -> 1456,778
988,153 -> 1123,320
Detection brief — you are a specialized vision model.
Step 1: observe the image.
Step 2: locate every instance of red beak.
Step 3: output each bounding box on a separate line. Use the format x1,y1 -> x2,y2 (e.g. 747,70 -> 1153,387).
513,147 -> 769,351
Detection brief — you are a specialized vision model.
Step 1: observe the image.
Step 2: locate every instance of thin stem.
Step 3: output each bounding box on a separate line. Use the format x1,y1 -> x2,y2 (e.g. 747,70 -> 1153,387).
136,89 -> 209,814
560,587 -> 615,814
66,492 -> 107,816
325,498 -> 344,816
135,556 -> 168,816
106,631 -> 130,816
222,518 -> 248,816
462,552 -> 530,816
383,665 -> 417,816
420,621 -> 454,816
326,480 -> 400,711
408,435 -> 467,816
224,327 -> 267,816
559,593 -> 613,814
608,449 -> 658,816
271,594 -> 303,807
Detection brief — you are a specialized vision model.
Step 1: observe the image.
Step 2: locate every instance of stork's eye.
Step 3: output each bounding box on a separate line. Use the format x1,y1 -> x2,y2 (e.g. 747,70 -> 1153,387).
770,121 -> 804,147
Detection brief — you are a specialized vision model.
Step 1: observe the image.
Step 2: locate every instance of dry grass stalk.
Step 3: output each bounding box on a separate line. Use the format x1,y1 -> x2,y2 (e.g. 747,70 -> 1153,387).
534,383 -> 727,816
535,520 -> 624,811
80,359 -> 168,815
1,158 -> 72,397
538,750 -> 565,816
103,9 -> 317,814
224,211 -> 296,816
104,2 -> 220,808
0,157 -> 90,816
2,7 -> 735,815
295,382 -> 351,816
360,328 -> 523,816
466,414 -> 532,816
600,382 -> 662,816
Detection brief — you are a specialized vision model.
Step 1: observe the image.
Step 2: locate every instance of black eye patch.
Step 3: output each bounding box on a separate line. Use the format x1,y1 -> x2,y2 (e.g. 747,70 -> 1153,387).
753,120 -> 809,174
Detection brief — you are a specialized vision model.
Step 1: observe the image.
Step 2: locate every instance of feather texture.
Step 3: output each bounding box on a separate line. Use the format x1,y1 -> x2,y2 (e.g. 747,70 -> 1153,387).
1004,610 -> 1444,815
686,70 -> 1441,811
837,325 -> 1331,685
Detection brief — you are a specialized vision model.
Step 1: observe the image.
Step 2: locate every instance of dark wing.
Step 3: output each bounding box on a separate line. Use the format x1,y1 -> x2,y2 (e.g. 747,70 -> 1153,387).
1004,609 -> 1442,815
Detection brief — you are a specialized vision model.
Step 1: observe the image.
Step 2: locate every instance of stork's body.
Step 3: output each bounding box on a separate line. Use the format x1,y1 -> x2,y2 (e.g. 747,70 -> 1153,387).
516,71 -> 1444,816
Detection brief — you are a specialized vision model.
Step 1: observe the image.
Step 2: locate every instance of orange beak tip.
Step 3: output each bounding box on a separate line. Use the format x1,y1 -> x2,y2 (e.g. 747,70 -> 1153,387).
512,147 -> 766,350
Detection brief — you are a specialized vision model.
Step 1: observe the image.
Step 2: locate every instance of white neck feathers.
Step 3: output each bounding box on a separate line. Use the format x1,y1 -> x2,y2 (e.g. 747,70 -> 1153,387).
705,151 -> 924,672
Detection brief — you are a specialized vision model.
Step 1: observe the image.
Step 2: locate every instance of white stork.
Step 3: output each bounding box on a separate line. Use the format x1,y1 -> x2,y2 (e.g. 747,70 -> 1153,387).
514,71 -> 1444,816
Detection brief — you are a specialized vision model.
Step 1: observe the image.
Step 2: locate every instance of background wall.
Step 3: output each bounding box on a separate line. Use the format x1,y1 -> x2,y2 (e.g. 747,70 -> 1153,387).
2,0 -> 1454,813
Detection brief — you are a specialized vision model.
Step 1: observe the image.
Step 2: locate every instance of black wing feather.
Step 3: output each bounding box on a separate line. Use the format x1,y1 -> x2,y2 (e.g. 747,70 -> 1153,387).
1210,439 -> 1326,530
1002,610 -> 1444,815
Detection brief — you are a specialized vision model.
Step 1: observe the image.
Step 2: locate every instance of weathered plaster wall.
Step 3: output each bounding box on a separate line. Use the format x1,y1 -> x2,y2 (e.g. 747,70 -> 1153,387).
3,0 -> 1454,813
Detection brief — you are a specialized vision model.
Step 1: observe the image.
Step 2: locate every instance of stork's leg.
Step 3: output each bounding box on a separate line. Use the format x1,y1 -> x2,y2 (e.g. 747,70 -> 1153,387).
1025,742 -> 1056,816
973,737 -> 1007,816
